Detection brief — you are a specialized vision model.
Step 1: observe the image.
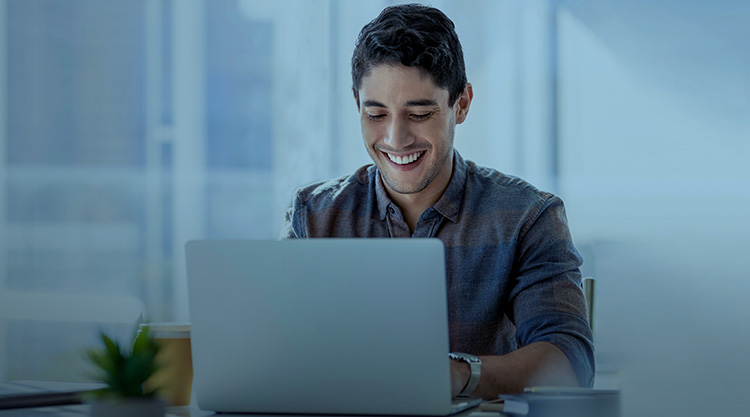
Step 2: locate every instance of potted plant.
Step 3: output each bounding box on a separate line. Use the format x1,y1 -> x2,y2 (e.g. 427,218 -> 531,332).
86,326 -> 165,417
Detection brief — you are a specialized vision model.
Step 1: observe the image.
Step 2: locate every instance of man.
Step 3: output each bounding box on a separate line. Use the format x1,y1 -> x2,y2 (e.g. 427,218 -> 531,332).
280,4 -> 594,399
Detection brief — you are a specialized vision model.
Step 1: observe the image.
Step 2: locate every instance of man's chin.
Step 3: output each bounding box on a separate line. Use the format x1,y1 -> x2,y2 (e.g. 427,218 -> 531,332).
381,173 -> 429,196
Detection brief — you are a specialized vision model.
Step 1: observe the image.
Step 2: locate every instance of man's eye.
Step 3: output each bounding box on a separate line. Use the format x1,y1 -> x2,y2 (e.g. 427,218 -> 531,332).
411,112 -> 433,120
367,114 -> 386,121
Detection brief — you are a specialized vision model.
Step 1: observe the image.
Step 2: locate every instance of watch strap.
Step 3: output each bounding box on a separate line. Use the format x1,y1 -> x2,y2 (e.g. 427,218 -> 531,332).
449,352 -> 481,397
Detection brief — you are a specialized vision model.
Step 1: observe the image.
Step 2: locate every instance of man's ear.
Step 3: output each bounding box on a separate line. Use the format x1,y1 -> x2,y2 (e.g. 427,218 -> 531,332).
454,83 -> 473,124
353,88 -> 360,110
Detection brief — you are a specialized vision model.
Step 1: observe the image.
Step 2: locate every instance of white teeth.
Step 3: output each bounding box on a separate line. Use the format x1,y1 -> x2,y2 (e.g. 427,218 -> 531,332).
387,151 -> 423,165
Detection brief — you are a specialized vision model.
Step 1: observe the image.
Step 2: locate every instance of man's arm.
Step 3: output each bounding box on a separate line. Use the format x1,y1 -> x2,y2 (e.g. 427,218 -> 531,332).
450,195 -> 593,399
450,341 -> 579,399
279,191 -> 305,239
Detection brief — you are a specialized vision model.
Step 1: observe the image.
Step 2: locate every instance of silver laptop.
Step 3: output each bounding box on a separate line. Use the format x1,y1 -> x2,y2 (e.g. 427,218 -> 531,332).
185,239 -> 480,415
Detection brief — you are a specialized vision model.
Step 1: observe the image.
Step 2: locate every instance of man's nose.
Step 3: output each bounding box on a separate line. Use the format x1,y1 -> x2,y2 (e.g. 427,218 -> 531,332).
384,116 -> 415,149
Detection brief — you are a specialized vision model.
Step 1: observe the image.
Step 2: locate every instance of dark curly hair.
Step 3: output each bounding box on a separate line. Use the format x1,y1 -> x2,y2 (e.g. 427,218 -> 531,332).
351,3 -> 467,107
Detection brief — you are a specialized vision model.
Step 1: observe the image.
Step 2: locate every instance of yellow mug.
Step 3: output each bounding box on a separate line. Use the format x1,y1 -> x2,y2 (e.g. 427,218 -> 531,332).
139,323 -> 192,407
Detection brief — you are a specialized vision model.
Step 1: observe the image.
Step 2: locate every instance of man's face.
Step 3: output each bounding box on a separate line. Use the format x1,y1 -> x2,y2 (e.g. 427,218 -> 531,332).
357,64 -> 467,198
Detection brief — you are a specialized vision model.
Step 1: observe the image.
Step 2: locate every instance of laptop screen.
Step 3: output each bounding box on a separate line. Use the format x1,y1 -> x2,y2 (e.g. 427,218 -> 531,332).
186,239 -> 454,415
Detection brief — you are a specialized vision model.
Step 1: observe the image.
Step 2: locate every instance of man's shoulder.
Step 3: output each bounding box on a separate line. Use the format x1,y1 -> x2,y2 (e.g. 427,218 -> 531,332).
293,165 -> 375,209
465,160 -> 554,208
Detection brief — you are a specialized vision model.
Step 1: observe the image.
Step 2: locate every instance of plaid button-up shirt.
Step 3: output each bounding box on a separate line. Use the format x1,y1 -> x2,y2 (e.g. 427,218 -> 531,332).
280,150 -> 595,386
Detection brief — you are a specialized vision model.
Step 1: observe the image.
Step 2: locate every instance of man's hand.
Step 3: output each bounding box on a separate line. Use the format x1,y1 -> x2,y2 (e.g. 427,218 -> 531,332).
450,358 -> 471,397
449,342 -> 580,399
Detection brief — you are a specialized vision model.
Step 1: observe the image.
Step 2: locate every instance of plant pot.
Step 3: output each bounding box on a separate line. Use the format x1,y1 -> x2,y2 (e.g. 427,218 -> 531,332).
89,397 -> 165,417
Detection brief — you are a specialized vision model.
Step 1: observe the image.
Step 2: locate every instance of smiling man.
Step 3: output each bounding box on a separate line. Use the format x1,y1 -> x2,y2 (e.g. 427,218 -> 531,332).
281,4 -> 594,399
358,63 -> 464,232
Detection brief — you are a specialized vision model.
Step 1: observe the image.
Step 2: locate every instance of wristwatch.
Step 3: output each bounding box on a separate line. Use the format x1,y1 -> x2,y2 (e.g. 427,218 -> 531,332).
448,352 -> 481,397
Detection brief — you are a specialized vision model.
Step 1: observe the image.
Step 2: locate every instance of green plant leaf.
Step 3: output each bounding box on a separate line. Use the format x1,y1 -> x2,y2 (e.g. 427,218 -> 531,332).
87,349 -> 112,375
101,334 -> 124,365
132,327 -> 151,355
86,326 -> 160,399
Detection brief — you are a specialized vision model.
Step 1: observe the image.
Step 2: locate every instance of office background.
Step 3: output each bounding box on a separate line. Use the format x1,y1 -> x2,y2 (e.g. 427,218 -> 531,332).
0,0 -> 747,416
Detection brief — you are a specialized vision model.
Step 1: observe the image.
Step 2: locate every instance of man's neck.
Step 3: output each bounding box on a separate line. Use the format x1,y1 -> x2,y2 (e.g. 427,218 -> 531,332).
389,193 -> 432,234
384,155 -> 454,234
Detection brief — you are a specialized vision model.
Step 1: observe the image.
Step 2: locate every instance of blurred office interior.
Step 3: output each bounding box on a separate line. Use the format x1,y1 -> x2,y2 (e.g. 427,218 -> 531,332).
0,1 -> 747,416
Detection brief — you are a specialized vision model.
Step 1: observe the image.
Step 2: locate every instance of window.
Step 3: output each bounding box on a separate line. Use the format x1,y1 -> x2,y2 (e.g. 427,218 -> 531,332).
1,0 -> 547,381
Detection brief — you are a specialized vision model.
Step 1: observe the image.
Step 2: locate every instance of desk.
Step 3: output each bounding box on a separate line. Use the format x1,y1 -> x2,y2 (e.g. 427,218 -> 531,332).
1,381 -> 476,417
0,400 -> 478,417
1,381 -> 619,417
0,380 -> 202,417
0,403 -> 484,417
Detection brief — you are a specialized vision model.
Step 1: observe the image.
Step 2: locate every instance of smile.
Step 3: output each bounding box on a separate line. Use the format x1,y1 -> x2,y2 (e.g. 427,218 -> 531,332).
384,151 -> 425,165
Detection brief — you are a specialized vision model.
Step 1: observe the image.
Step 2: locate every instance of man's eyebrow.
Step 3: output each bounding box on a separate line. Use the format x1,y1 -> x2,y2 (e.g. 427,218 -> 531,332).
405,99 -> 439,107
362,100 -> 387,108
362,99 -> 439,108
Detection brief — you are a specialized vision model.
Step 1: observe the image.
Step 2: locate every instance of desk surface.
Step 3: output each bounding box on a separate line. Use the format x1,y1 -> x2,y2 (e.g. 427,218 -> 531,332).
0,403 -> 484,417
1,380 -> 619,417
0,380 -> 482,417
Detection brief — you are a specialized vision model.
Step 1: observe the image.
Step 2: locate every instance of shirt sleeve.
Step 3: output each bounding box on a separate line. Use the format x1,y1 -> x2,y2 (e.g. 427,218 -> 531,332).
278,189 -> 307,240
509,195 -> 595,387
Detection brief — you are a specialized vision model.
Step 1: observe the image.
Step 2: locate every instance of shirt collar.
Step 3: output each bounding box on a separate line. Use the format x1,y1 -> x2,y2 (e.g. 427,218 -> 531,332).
375,169 -> 392,221
374,149 -> 467,223
432,150 -> 466,223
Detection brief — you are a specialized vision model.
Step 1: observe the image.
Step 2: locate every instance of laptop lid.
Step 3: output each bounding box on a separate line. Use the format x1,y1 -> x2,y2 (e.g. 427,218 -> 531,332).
186,239 -> 455,415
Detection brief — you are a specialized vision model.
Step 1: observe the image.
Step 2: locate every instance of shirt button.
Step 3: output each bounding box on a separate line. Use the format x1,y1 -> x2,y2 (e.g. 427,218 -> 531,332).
389,207 -> 395,215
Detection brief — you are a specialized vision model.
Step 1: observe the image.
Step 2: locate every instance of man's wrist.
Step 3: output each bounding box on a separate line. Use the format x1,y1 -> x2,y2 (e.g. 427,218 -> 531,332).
448,352 -> 481,397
